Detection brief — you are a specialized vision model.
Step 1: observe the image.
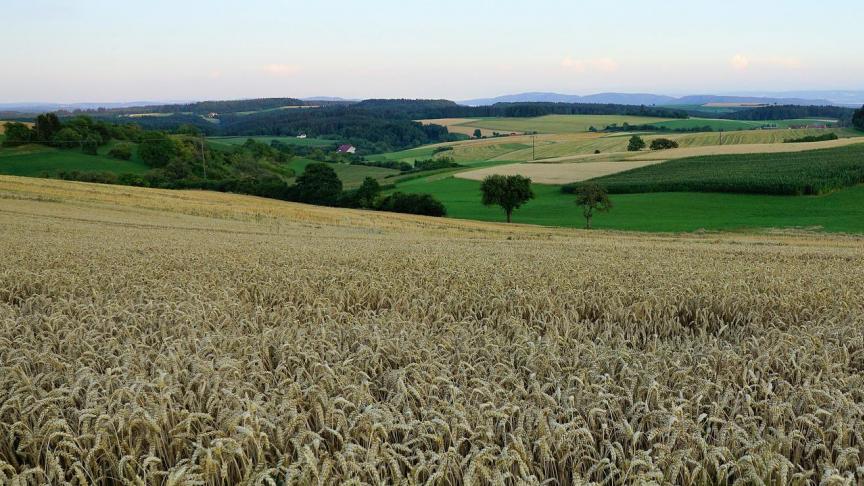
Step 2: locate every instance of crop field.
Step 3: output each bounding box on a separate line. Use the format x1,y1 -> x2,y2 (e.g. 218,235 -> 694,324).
381,136 -> 544,164
2,176 -> 864,484
648,118 -> 839,131
0,144 -> 150,177
449,140 -> 535,162
207,136 -> 336,148
588,143 -> 864,195
594,136 -> 864,162
457,159 -> 664,185
533,129 -> 863,161
431,115 -> 678,134
403,129 -> 863,166
669,128 -> 858,148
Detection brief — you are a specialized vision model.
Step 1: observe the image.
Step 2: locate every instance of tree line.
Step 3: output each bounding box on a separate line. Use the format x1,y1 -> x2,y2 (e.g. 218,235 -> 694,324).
2,113 -> 143,154
715,105 -> 857,125
3,114 -> 448,218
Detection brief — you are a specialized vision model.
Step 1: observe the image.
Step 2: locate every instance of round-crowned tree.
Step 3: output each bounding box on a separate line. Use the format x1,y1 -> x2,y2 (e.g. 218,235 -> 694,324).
294,163 -> 343,205
480,174 -> 534,223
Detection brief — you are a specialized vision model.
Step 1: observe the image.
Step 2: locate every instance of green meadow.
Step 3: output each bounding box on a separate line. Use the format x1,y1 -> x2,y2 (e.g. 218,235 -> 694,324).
390,175 -> 864,233
207,136 -> 336,148
0,143 -> 150,177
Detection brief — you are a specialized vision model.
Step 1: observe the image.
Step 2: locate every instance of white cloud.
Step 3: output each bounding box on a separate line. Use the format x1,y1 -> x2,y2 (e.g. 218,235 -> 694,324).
730,54 -> 750,70
767,56 -> 802,69
263,64 -> 301,76
561,57 -> 619,73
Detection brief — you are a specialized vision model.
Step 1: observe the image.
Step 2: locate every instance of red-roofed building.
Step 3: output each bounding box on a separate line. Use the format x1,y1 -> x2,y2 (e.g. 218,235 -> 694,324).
336,144 -> 356,154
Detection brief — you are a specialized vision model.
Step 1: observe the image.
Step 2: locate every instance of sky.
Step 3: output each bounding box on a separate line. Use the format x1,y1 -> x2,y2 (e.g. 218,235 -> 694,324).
1,0 -> 862,103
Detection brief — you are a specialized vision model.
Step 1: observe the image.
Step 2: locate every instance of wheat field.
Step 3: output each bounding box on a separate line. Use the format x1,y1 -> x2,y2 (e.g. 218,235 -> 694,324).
2,176 -> 864,485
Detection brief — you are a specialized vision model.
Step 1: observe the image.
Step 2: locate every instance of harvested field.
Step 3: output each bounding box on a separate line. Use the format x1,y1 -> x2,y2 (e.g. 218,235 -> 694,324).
456,159 -> 664,184
2,176 -> 864,484
418,118 -> 513,138
427,128 -> 864,164
542,136 -> 864,163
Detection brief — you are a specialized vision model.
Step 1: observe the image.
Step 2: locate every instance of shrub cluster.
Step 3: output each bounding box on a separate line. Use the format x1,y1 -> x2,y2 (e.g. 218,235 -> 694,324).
650,138 -> 679,150
375,192 -> 447,216
784,132 -> 839,143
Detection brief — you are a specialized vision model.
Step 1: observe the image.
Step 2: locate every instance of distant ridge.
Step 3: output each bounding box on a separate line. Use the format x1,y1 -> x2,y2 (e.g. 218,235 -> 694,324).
458,92 -> 836,107
301,96 -> 358,102
0,101 -> 183,113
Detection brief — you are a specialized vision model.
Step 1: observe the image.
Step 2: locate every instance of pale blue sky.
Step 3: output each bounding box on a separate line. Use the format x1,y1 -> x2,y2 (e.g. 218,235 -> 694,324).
2,0 -> 862,102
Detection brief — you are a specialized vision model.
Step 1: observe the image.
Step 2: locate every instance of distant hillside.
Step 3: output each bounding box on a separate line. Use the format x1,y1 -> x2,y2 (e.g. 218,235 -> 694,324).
728,90 -> 864,106
0,101 -> 172,113
301,96 -> 358,102
111,98 -> 311,115
674,94 -> 832,106
460,92 -> 833,107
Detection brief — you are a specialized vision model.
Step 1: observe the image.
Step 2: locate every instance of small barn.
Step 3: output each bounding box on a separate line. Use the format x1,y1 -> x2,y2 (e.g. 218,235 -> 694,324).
336,144 -> 356,154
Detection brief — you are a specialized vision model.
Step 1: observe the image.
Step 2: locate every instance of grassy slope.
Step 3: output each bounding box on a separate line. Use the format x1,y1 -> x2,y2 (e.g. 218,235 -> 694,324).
589,143 -> 864,195
366,145 -> 442,163
0,143 -> 150,177
453,115 -> 675,133
207,136 -> 336,148
383,129 -> 863,165
286,158 -> 400,188
392,175 -> 864,233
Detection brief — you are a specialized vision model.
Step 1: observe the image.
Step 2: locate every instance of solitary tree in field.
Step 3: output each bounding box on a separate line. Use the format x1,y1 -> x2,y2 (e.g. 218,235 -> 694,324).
854,105 -> 864,131
473,128 -> 482,139
627,135 -> 646,152
575,183 -> 612,229
480,174 -> 534,223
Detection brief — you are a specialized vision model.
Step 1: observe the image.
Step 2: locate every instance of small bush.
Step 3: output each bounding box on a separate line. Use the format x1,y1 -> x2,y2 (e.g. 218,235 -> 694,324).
376,192 -> 447,216
650,138 -> 679,150
784,133 -> 839,143
413,157 -> 460,172
108,143 -> 134,160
